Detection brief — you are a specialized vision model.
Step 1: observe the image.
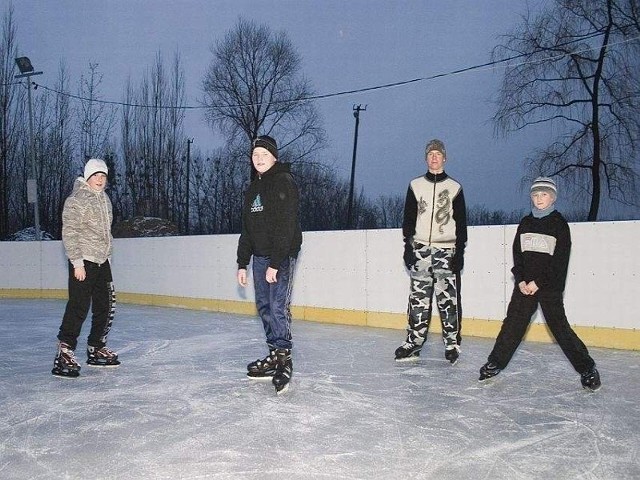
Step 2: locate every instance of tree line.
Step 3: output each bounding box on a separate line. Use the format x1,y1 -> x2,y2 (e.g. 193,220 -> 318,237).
1,1 -> 639,241
0,11 -> 408,240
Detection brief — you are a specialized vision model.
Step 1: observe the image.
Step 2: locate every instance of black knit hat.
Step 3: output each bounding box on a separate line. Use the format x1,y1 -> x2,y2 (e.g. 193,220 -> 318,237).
252,135 -> 278,160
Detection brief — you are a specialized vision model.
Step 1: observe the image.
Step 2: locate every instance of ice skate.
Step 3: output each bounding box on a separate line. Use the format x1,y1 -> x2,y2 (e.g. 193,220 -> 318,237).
51,342 -> 81,378
445,345 -> 460,365
581,366 -> 601,392
272,349 -> 292,395
86,345 -> 120,367
247,349 -> 277,380
394,342 -> 421,362
478,361 -> 501,382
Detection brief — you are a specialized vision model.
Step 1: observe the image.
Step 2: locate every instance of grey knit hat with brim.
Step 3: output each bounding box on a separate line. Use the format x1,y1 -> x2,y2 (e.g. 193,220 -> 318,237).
530,176 -> 557,197
425,139 -> 446,158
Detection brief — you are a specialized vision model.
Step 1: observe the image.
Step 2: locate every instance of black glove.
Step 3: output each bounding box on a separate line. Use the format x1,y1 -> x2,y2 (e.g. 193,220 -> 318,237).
451,251 -> 464,273
403,243 -> 417,270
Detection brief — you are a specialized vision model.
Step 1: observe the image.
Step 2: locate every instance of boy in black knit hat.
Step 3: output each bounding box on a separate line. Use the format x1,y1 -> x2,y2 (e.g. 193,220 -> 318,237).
478,177 -> 601,391
237,135 -> 302,394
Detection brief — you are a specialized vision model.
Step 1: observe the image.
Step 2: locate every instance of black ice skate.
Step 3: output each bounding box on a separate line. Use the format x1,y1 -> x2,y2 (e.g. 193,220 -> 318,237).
87,345 -> 120,367
445,345 -> 460,365
272,349 -> 292,395
52,342 -> 81,378
581,366 -> 601,392
247,349 -> 277,380
478,361 -> 501,382
394,342 -> 421,362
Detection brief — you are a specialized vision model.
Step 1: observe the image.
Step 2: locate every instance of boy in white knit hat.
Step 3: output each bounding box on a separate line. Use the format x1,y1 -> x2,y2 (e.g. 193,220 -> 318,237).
478,176 -> 601,391
52,158 -> 120,377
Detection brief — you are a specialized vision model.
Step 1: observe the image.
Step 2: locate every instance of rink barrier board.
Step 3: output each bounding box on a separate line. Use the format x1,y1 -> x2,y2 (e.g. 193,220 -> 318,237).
2,288 -> 638,351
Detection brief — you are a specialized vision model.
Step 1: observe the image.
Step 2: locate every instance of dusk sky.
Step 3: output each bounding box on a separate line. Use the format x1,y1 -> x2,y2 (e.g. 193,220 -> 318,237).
12,0 -> 615,217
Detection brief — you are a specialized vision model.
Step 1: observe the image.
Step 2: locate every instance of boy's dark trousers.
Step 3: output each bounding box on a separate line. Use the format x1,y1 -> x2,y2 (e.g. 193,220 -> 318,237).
488,286 -> 595,374
57,260 -> 114,350
252,255 -> 295,350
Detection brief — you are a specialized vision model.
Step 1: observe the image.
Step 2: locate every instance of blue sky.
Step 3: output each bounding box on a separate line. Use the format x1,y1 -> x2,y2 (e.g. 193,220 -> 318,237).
11,0 -> 592,215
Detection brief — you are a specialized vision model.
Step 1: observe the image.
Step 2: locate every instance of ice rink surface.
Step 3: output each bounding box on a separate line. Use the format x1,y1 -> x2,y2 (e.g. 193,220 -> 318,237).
1,298 -> 639,480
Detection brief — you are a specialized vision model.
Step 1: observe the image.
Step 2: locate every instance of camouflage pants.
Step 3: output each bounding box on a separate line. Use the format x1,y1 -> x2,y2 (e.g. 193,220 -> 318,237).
405,244 -> 461,349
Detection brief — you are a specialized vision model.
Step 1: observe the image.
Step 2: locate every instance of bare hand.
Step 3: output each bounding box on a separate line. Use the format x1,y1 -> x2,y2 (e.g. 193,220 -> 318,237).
518,280 -> 539,295
266,267 -> 278,283
237,268 -> 248,287
74,266 -> 86,281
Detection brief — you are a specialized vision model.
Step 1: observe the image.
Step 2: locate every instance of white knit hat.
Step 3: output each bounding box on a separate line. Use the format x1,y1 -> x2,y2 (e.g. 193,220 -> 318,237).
84,158 -> 109,181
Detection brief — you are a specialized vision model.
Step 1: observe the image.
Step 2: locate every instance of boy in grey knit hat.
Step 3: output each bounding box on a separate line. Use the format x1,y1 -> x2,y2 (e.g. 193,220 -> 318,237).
395,138 -> 467,365
478,176 -> 601,391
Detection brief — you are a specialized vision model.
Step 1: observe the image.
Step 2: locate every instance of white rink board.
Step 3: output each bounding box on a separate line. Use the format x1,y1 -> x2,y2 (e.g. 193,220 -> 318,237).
0,221 -> 638,329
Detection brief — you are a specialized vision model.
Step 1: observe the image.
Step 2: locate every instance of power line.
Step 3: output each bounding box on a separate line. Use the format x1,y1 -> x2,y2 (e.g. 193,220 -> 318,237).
27,31 -> 640,110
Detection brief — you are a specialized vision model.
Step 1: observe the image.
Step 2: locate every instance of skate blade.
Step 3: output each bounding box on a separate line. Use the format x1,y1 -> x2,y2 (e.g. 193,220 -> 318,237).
246,374 -> 274,381
447,357 -> 459,366
51,370 -> 80,379
275,383 -> 290,395
478,374 -> 499,384
395,356 -> 420,363
583,384 -> 602,393
86,362 -> 121,368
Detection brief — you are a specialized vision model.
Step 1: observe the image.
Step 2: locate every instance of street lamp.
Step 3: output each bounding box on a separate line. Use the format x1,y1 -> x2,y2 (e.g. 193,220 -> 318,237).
15,56 -> 43,241
346,104 -> 366,229
185,138 -> 193,235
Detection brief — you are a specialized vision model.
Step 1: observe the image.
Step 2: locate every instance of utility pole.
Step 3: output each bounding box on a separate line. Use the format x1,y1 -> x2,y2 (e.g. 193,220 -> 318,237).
15,57 -> 43,241
347,104 -> 366,229
185,138 -> 193,234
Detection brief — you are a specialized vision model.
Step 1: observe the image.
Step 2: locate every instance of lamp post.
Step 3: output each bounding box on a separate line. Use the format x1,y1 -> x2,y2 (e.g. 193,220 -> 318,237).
185,138 -> 193,235
15,56 -> 43,241
346,104 -> 366,229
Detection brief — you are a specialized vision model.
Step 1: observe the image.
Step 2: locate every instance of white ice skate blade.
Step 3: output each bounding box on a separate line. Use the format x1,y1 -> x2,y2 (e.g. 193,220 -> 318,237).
478,375 -> 499,384
275,383 -> 290,395
395,356 -> 420,363
246,375 -> 274,382
86,363 -> 120,368
51,372 -> 80,379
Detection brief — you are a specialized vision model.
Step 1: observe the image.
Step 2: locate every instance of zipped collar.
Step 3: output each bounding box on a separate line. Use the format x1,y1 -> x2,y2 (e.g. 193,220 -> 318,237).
425,171 -> 449,183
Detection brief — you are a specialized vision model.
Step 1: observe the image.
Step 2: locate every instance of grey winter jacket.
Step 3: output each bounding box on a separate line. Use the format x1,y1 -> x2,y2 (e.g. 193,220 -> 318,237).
62,177 -> 113,268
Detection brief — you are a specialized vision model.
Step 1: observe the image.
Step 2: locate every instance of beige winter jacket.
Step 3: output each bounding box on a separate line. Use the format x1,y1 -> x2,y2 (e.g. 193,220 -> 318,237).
62,177 -> 113,268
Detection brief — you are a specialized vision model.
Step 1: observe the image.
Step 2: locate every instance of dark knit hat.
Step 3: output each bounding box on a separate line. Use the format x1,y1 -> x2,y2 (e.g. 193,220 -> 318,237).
252,135 -> 278,160
425,139 -> 446,158
530,176 -> 557,197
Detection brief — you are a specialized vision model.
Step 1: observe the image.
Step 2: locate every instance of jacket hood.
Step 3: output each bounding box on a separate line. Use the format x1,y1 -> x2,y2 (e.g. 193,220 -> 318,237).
72,176 -> 105,196
259,161 -> 291,178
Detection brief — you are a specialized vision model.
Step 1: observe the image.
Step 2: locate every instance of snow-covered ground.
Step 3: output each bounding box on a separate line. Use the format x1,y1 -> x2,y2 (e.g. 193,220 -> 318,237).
1,298 -> 638,480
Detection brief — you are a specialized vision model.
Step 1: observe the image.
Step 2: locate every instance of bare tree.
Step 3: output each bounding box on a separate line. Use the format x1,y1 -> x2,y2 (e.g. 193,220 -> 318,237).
202,17 -> 325,179
0,5 -> 21,238
493,0 -> 640,220
37,62 -> 74,237
120,51 -> 188,227
376,194 -> 404,228
77,62 -> 117,161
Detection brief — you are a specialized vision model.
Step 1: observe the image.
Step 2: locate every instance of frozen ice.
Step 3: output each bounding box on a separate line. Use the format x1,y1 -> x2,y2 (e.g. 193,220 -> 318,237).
1,299 -> 639,479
